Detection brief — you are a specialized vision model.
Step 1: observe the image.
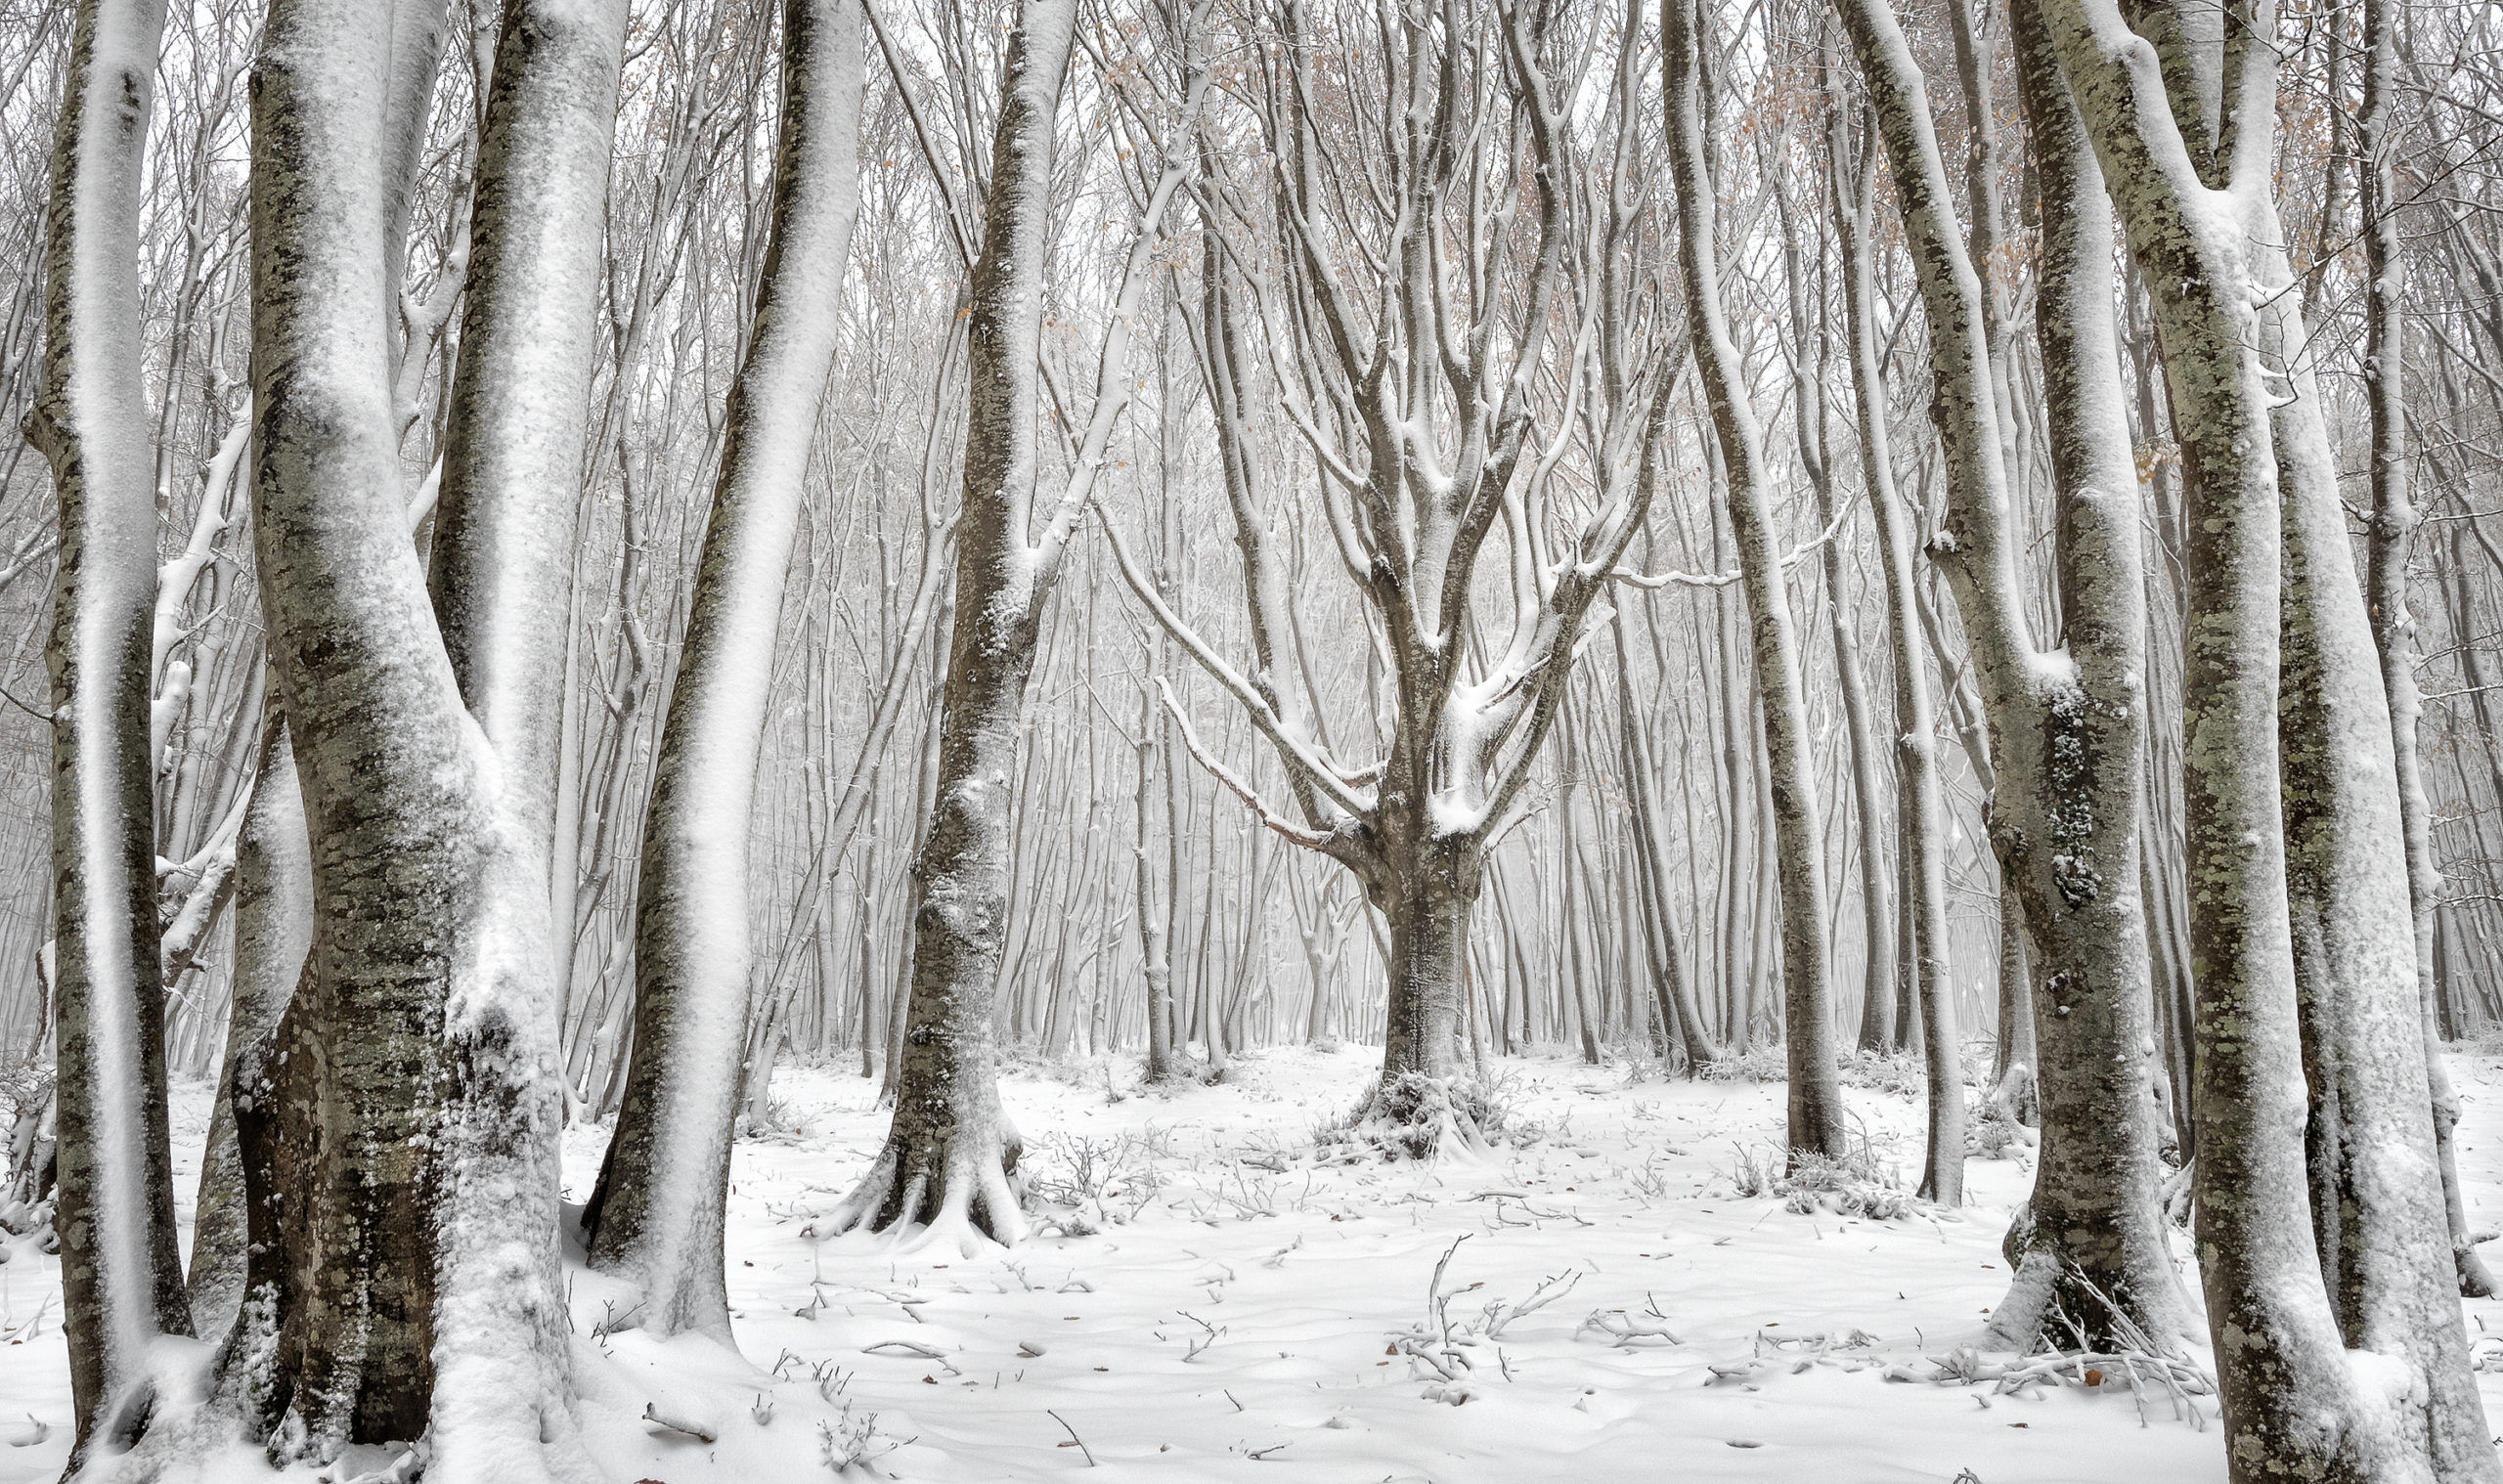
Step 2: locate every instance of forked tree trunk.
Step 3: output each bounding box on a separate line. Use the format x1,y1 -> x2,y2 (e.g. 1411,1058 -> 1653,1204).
2043,0 -> 2500,1474
1980,6 -> 2199,1350
827,0 -> 1081,1250
29,0 -> 193,1449
1663,0 -> 1845,1165
586,0 -> 864,1336
134,1 -> 623,1472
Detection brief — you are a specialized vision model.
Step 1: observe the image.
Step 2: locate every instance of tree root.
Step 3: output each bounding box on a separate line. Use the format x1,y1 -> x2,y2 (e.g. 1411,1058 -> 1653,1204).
1319,1072 -> 1502,1161
819,1122 -> 1026,1255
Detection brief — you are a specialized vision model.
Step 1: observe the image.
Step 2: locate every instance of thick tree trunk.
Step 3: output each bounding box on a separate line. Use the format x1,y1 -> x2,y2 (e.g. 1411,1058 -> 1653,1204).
144,0 -> 622,1471
1976,4 -> 2201,1352
2043,1 -> 2499,1473
585,0 -> 862,1336
28,0 -> 193,1452
2266,178 -> 2498,1484
827,0 -> 1079,1251
1373,843 -> 1476,1087
1664,0 -> 1844,1165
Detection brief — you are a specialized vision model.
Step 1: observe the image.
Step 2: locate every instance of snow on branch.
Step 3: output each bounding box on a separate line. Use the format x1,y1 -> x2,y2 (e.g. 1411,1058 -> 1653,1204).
1087,496 -> 1377,821
1607,488 -> 1861,590
1155,678 -> 1335,852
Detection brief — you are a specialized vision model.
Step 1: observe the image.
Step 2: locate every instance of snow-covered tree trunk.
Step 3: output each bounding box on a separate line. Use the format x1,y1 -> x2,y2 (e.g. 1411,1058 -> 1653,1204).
1828,109 -> 1949,1074
1834,0 -> 2168,1234
585,0 -> 863,1336
1135,677 -> 1179,1083
28,0 -> 193,1452
187,708 -> 311,1338
826,0 -> 1081,1250
2353,0 -> 2493,1300
1980,2 -> 2199,1351
2263,90 -> 2498,1484
151,0 -> 624,1470
2042,0 -> 2500,1473
1665,0 -> 1844,1164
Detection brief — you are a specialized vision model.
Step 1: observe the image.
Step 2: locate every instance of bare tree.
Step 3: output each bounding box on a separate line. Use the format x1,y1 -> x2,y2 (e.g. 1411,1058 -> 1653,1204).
2041,0 -> 2499,1473
27,0 -> 192,1451
584,0 -> 865,1337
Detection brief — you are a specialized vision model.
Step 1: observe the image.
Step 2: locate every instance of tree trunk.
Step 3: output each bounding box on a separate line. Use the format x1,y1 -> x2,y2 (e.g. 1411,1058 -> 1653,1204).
2353,0 -> 2493,1301
155,0 -> 622,1470
827,0 -> 1080,1250
30,0 -> 193,1449
1978,3 -> 2200,1351
2042,0 -> 2500,1472
585,0 -> 863,1337
188,707 -> 312,1338
1664,0 -> 1844,1165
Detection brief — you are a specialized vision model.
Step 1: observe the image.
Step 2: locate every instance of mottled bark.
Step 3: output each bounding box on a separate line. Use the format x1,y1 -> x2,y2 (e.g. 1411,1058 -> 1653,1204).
1978,4 -> 2199,1351
587,0 -> 861,1334
826,0 -> 1080,1249
26,0 -> 193,1451
164,0 -> 621,1470
188,708 -> 312,1338
2042,0 -> 2499,1474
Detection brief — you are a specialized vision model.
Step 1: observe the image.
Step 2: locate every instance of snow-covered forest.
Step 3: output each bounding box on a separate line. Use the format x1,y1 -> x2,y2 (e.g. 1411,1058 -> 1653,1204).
4,0 -> 2503,1477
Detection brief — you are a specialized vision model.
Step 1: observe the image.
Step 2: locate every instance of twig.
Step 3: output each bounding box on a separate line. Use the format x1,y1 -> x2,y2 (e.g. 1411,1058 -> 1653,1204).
1049,1409 -> 1097,1466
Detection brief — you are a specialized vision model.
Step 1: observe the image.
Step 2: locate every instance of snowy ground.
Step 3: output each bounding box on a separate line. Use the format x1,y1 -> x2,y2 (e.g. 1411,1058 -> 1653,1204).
10,1045 -> 2503,1482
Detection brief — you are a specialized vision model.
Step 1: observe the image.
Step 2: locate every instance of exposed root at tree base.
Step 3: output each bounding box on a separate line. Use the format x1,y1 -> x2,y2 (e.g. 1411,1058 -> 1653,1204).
1983,1240 -> 2204,1358
1317,1071 -> 1510,1161
819,1131 -> 1027,1255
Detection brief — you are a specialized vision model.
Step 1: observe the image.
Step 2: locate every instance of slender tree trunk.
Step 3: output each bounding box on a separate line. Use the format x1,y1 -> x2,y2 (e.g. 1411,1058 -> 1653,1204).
188,706 -> 311,1338
584,0 -> 863,1336
829,0 -> 1080,1249
2354,0 -> 2493,1301
29,0 -> 192,1448
1664,0 -> 1844,1164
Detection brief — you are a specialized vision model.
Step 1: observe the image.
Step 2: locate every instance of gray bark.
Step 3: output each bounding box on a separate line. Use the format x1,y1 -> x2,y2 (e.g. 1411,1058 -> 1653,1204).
175,0 -> 621,1469
2042,0 -> 2500,1474
26,0 -> 193,1453
187,707 -> 311,1339
586,0 -> 863,1334
1663,0 -> 1845,1164
827,0 -> 1082,1247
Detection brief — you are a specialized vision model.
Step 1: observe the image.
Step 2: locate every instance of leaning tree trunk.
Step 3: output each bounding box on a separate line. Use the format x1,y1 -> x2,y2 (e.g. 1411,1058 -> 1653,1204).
583,0 -> 863,1338
26,0 -> 193,1453
825,0 -> 1080,1251
1663,0 -> 1844,1165
2354,0 -> 2494,1300
131,0 -> 624,1472
2042,0 -> 2500,1474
